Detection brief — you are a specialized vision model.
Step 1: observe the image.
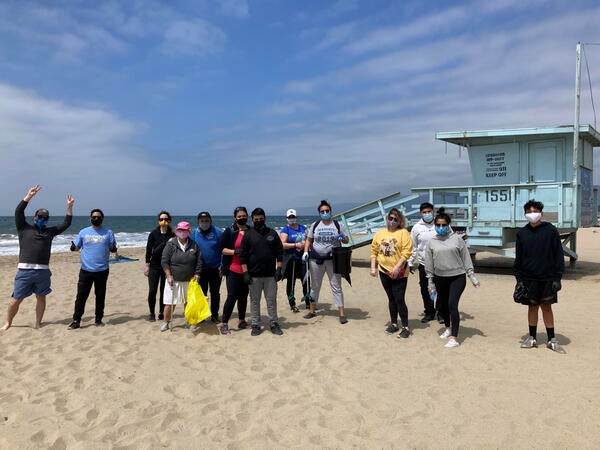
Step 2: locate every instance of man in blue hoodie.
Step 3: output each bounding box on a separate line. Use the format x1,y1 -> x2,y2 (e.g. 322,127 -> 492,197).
192,211 -> 223,323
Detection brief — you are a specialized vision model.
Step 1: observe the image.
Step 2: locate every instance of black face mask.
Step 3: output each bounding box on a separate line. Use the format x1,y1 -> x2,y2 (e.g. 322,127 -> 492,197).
236,218 -> 248,226
91,217 -> 103,226
253,219 -> 265,229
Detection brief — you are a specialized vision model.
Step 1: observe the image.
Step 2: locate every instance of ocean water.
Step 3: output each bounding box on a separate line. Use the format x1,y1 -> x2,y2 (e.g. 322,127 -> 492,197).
0,215 -> 319,256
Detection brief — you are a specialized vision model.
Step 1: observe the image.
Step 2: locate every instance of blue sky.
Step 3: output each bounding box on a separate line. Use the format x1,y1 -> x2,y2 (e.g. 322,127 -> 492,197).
1,0 -> 600,216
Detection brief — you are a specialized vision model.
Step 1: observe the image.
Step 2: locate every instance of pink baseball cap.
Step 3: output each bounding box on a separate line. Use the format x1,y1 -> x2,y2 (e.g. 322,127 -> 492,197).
176,221 -> 191,231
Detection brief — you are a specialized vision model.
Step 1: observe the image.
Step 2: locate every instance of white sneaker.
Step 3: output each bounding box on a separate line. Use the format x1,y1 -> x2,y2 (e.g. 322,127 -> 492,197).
547,338 -> 566,354
160,321 -> 170,332
444,338 -> 460,348
520,336 -> 537,348
439,328 -> 451,339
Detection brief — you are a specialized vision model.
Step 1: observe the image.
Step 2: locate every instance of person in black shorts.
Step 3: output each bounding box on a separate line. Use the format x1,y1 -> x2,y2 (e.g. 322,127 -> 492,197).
513,200 -> 565,353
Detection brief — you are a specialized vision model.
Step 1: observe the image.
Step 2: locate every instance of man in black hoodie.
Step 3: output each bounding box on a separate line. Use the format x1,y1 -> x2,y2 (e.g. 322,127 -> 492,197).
240,208 -> 284,336
513,200 -> 565,353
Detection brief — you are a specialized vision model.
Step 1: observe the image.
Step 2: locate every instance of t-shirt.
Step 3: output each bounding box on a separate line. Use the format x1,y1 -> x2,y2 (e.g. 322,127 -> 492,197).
75,226 -> 117,272
280,224 -> 307,260
308,220 -> 347,257
229,232 -> 244,274
192,226 -> 223,269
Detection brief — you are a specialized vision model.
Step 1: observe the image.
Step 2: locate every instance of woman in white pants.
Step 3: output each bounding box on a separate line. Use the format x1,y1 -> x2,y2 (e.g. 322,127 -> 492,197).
302,200 -> 349,324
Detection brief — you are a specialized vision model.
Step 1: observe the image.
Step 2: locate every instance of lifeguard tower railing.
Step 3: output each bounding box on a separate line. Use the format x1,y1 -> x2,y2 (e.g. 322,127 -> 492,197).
412,181 -> 584,259
333,192 -> 421,248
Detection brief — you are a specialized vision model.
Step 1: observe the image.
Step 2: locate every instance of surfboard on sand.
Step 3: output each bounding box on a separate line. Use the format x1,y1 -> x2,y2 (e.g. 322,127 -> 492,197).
109,256 -> 139,264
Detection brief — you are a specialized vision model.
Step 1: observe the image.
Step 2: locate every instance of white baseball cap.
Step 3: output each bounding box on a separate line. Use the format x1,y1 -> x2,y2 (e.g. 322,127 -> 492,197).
286,209 -> 297,217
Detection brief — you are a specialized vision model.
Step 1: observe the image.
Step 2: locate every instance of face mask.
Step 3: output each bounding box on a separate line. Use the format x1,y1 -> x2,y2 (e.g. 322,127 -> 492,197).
35,218 -> 47,228
423,213 -> 434,223
198,222 -> 211,231
320,212 -> 331,220
253,219 -> 265,229
287,218 -> 297,225
435,226 -> 449,236
90,217 -> 103,226
176,230 -> 189,239
387,219 -> 398,227
525,212 -> 542,224
236,218 -> 247,226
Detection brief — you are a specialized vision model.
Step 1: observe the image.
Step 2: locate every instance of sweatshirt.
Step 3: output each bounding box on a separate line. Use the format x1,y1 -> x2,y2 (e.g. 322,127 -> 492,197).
239,226 -> 283,277
370,228 -> 413,276
145,227 -> 175,268
161,238 -> 203,281
407,218 -> 437,267
513,221 -> 564,282
423,232 -> 474,279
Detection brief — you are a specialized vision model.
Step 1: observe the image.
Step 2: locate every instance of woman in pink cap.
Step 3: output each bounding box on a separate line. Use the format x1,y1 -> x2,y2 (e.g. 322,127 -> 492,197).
159,221 -> 203,331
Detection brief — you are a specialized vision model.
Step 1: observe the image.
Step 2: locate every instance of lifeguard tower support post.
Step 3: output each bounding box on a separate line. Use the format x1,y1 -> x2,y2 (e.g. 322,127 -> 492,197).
411,125 -> 600,263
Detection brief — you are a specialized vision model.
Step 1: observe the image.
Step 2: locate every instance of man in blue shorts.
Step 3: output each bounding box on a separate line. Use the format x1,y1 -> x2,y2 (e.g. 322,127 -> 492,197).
2,185 -> 74,331
68,209 -> 118,329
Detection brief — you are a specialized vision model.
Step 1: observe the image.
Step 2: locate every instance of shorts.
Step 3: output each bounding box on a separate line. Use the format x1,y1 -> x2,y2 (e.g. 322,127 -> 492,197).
12,269 -> 52,300
514,279 -> 557,306
163,281 -> 189,305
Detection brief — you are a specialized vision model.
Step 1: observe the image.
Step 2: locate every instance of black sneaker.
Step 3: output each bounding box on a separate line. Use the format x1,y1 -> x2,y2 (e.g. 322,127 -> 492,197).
158,313 -> 164,320
210,315 -> 220,324
251,325 -> 262,336
290,305 -> 300,313
68,321 -> 80,330
95,320 -> 104,327
238,320 -> 248,330
339,316 -> 348,325
437,314 -> 444,324
270,323 -> 283,335
148,314 -> 156,322
398,328 -> 411,339
385,324 -> 399,334
421,314 -> 435,323
304,312 -> 317,319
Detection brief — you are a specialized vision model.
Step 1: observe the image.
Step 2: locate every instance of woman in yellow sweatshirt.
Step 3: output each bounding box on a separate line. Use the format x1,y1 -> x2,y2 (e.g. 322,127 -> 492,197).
370,208 -> 414,338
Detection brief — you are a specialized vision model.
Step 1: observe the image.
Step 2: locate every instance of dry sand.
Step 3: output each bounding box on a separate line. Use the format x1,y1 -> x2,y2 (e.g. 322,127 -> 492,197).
1,228 -> 600,449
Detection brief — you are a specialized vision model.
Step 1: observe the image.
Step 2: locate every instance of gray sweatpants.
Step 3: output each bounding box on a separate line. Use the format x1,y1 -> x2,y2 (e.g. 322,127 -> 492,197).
309,259 -> 344,307
249,276 -> 278,326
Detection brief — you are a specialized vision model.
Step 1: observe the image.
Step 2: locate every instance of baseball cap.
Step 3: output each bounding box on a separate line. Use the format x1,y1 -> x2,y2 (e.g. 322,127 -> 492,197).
286,209 -> 297,217
197,211 -> 211,220
176,221 -> 191,231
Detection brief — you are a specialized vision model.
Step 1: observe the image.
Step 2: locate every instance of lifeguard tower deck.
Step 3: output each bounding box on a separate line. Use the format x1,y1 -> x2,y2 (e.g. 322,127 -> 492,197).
335,125 -> 600,264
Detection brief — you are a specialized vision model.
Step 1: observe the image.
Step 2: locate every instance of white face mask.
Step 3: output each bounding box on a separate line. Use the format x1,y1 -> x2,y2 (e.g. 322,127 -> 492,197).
525,212 -> 542,224
287,218 -> 297,225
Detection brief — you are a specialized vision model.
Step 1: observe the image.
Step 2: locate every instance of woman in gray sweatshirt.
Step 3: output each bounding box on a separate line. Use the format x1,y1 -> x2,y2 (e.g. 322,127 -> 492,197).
424,211 -> 479,348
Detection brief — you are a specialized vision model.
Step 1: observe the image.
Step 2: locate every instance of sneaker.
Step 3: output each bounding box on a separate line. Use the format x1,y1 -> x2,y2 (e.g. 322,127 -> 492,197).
94,320 -> 104,327
339,316 -> 348,324
421,314 -> 435,323
219,323 -> 230,335
270,323 -> 283,335
546,338 -> 566,354
158,313 -> 164,320
251,325 -> 262,336
148,314 -> 156,322
398,328 -> 411,339
385,324 -> 400,334
237,320 -> 248,330
160,322 -> 170,332
67,321 -> 80,330
291,305 -> 300,313
304,312 -> 317,319
210,315 -> 220,324
520,336 -> 538,349
445,338 -> 460,348
439,328 -> 452,339
437,315 -> 444,324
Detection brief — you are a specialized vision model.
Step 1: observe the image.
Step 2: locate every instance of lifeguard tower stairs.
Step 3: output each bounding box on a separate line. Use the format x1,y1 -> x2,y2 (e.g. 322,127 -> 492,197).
335,125 -> 600,264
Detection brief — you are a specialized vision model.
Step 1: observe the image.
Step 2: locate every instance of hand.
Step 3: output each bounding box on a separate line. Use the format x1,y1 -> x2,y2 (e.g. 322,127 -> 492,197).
338,234 -> 346,241
551,280 -> 561,293
193,274 -> 200,282
143,265 -> 150,277
274,267 -> 283,282
469,274 -> 480,288
370,268 -> 377,277
302,252 -> 309,262
243,272 -> 252,285
24,185 -> 42,201
167,275 -> 174,286
234,248 -> 241,255
70,241 -> 78,252
66,194 -> 75,208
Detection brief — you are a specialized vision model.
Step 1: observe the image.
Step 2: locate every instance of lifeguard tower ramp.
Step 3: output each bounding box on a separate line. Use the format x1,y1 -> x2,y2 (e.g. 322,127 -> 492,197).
412,125 -> 600,262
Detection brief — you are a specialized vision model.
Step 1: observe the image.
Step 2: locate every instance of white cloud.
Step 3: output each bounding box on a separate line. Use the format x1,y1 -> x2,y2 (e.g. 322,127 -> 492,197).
160,19 -> 227,56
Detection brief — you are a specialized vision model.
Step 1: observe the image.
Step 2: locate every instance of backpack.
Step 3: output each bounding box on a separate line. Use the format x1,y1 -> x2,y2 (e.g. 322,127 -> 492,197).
311,219 -> 341,235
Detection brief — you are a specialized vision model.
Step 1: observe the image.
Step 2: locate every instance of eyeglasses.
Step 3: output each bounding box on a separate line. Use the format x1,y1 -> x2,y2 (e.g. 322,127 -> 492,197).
159,218 -> 171,222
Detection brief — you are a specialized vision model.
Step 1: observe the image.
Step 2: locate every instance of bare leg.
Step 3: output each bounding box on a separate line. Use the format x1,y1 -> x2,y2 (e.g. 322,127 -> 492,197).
527,305 -> 540,326
338,306 -> 345,317
164,305 -> 172,322
2,299 -> 23,331
35,295 -> 46,329
540,304 -> 554,328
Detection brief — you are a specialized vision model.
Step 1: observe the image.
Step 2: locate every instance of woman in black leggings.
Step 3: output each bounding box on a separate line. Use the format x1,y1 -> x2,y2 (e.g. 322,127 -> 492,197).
218,207 -> 250,335
424,211 -> 480,348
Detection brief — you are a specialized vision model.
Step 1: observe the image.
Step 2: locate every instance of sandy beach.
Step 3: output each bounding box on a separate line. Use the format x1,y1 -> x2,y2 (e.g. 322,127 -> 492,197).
2,228 -> 600,449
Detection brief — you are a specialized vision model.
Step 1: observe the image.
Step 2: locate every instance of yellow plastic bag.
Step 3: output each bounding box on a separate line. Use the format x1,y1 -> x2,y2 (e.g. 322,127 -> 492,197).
185,279 -> 212,325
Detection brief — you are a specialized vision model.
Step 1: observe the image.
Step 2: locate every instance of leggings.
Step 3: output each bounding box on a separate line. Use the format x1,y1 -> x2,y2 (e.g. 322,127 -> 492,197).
379,272 -> 408,327
147,265 -> 166,316
434,273 -> 466,337
221,271 -> 248,324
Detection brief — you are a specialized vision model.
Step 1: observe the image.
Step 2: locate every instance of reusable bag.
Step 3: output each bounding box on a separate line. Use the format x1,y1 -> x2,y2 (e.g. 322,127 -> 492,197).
185,279 -> 212,325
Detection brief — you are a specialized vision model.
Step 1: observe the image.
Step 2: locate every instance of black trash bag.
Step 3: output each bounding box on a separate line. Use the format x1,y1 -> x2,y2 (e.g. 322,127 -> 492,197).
332,246 -> 352,286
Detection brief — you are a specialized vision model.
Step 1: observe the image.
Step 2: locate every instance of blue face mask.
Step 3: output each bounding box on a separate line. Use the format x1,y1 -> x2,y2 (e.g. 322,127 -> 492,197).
435,225 -> 449,236
423,213 -> 434,223
35,218 -> 47,228
320,212 -> 331,220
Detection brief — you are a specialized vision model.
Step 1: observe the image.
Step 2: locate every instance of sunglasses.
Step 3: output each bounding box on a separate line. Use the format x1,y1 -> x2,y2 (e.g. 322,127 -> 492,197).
159,218 -> 171,222
387,217 -> 398,221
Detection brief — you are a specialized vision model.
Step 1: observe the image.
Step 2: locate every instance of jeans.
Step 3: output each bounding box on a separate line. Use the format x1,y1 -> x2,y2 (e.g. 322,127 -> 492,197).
73,268 -> 109,322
